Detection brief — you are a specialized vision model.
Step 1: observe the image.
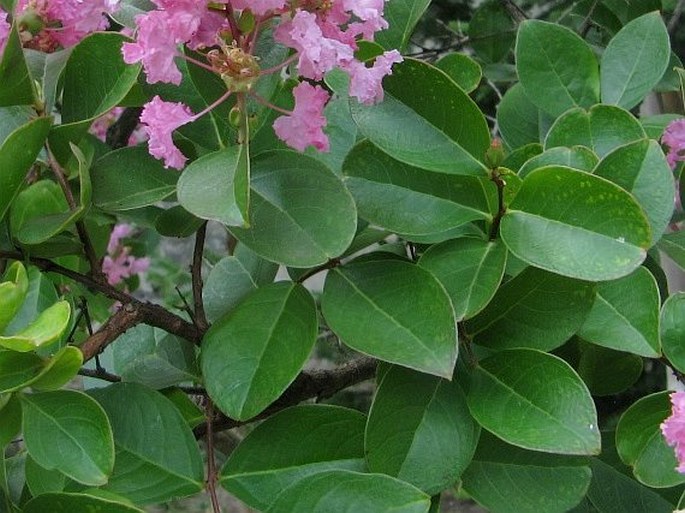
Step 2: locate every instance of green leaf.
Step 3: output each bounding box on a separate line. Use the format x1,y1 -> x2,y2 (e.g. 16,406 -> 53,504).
4,265 -> 59,335
343,141 -> 494,239
23,493 -> 145,513
500,166 -> 651,281
519,146 -> 598,178
545,105 -> 646,158
177,144 -> 250,227
112,325 -> 199,389
502,143 -> 543,172
600,12 -> 670,109
321,260 -> 458,378
585,458 -> 674,513
0,301 -> 70,352
202,254 -> 278,323
616,391 -> 685,488
434,53 -> 482,93
593,139 -> 675,245
0,394 -> 22,447
469,0 -> 517,63
366,366 -> 480,495
202,282 -> 317,421
602,0 -> 662,23
0,106 -> 33,146
497,84 -> 542,150
0,351 -> 44,392
662,293 -> 685,373
0,117 -> 52,223
306,96 -> 358,175
515,20 -> 599,117
374,0 -> 431,52
350,59 -> 489,176
266,470 -> 431,513
578,267 -> 660,357
30,346 -> 84,391
462,432 -> 591,513
154,205 -> 204,238
418,238 -> 507,320
228,151 -> 357,267
0,24 -> 36,106
25,455 -> 66,496
91,146 -> 178,211
22,390 -> 115,486
222,404 -> 367,511
658,231 -> 685,270
576,342 -> 643,397
0,262 -> 29,334
467,349 -> 600,455
465,267 -> 595,351
90,382 -> 204,504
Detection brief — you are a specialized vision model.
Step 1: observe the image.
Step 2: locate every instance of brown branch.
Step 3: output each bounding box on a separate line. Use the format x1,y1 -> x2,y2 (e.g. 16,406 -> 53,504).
78,367 -> 122,383
195,357 -> 377,437
499,0 -> 528,23
106,107 -> 143,149
79,304 -> 144,361
192,222 -> 209,332
205,400 -> 223,513
296,258 -> 340,284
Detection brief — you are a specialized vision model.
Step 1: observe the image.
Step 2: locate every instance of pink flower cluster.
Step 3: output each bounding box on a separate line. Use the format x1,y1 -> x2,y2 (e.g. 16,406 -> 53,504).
662,391 -> 685,473
663,119 -> 685,170
123,0 -> 402,168
0,11 -> 8,52
102,224 -> 150,286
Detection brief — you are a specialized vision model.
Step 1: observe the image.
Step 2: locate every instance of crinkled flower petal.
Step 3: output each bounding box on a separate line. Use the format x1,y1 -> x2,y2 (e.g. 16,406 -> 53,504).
232,0 -> 286,16
273,82 -> 330,152
46,0 -> 116,47
662,391 -> 685,473
346,50 -> 402,105
140,95 -> 195,169
662,118 -> 685,169
0,11 -> 9,52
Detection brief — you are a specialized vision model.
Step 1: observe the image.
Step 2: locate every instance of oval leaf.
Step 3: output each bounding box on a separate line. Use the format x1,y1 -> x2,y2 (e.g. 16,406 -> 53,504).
467,349 -> 600,455
266,470 -> 430,513
0,350 -> 44,392
497,84 -> 541,150
202,282 -> 318,421
500,166 -> 651,281
23,492 -> 145,513
0,300 -> 70,352
222,404 -> 367,511
22,390 -> 115,486
0,262 -> 29,333
229,150 -> 357,267
322,260 -> 458,378
30,346 -> 83,391
662,293 -> 685,373
435,53 -> 482,93
366,365 -> 480,495
519,146 -> 598,178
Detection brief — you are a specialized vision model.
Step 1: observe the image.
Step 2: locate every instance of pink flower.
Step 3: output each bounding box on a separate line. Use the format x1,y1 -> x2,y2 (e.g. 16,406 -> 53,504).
663,119 -> 685,170
346,50 -> 402,105
662,391 -> 685,473
0,11 -> 9,53
46,0 -> 116,47
102,224 -> 150,286
140,95 -> 195,169
343,0 -> 388,40
274,82 -> 330,152
232,0 -> 287,16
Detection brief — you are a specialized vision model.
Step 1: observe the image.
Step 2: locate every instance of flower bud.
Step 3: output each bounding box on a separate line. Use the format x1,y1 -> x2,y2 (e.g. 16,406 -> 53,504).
484,138 -> 506,169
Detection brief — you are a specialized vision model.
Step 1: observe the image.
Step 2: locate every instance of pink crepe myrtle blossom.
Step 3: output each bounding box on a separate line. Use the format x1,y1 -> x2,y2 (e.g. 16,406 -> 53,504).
345,50 -> 403,105
102,224 -> 150,286
662,391 -> 685,473
663,119 -> 685,170
0,11 -> 9,52
232,0 -> 287,16
273,82 -> 330,152
140,96 -> 196,169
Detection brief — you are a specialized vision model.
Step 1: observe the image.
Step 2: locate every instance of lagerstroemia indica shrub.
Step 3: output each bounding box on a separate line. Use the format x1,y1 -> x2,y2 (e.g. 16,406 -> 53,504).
1,0 -> 685,511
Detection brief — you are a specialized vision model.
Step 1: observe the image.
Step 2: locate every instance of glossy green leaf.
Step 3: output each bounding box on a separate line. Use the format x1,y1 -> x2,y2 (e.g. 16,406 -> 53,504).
202,282 -> 317,420
603,0 -> 661,23
434,53 -> 482,93
202,254 -> 278,323
366,366 -> 480,495
465,267 -> 595,351
31,346 -> 83,391
576,342 -> 643,397
266,470 -> 430,513
90,383 -> 204,504
229,150 -> 357,267
23,493 -> 145,513
91,146 -> 178,211
545,105 -> 646,158
161,388 -> 204,429
178,144 -> 250,227
0,24 -> 36,106
419,238 -> 506,320
585,458 -> 674,513
374,0 -> 431,52
469,0 -> 517,63
578,267 -> 660,357
222,405 -> 367,511
658,231 -> 685,270
9,180 -> 67,241
22,390 -> 115,486
343,140 -> 494,239
497,84 -> 541,150
0,351 -> 44,392
0,117 -> 52,222
515,20 -> 599,117
351,59 -> 489,176
306,95 -> 358,175
467,349 -> 600,455
462,432 -> 591,513
112,325 -> 199,389
593,139 -> 675,245
502,143 -> 543,171
0,262 -> 28,333
25,455 -> 66,496
322,260 -> 458,378
600,12 -> 670,109
662,293 -> 685,373
0,394 -> 22,447
0,106 -> 33,146
154,205 -> 204,238
5,265 -> 59,334
519,146 -> 598,178
0,301 -> 70,352
616,391 -> 685,488
500,166 -> 651,281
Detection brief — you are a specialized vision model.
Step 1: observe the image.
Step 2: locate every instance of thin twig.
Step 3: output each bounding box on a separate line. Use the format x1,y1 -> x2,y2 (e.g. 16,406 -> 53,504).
578,0 -> 599,38
296,258 -> 340,284
498,0 -> 528,23
669,0 -> 685,35
205,400 -> 223,513
192,222 -> 209,332
78,367 -> 122,382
